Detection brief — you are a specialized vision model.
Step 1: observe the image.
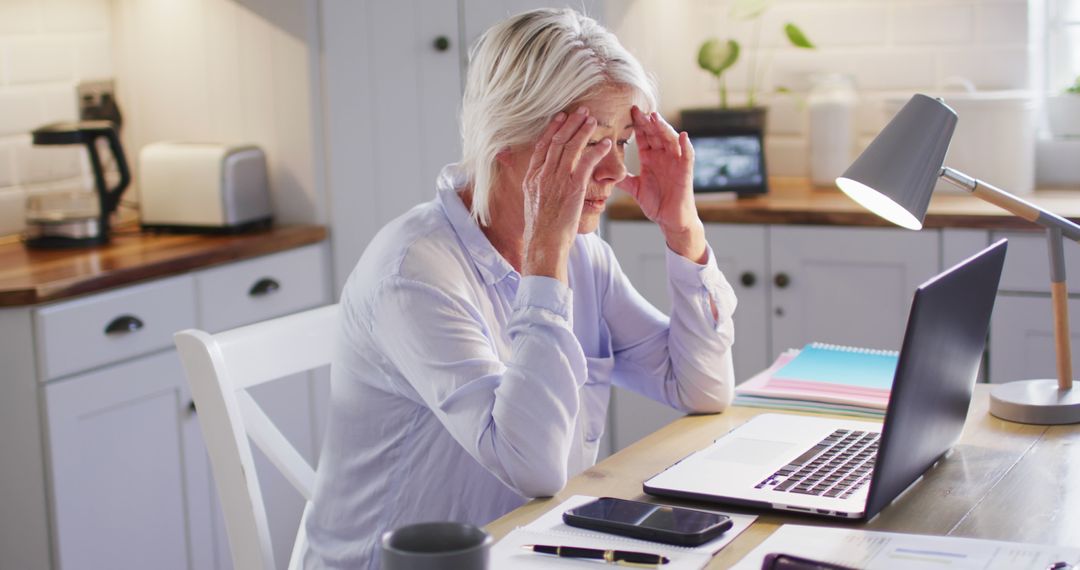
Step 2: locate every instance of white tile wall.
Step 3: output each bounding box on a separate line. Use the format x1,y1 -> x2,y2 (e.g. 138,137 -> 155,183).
609,0 -> 1034,180
0,0 -> 112,236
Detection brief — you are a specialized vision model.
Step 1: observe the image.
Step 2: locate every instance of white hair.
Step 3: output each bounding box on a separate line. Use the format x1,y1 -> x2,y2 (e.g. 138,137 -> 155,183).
460,7 -> 658,226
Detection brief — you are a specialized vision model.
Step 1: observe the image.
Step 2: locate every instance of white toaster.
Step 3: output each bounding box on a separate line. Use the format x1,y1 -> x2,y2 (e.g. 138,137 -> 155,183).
139,142 -> 273,231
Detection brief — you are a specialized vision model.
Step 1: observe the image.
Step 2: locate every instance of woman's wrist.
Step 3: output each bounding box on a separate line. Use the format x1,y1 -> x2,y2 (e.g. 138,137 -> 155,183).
662,219 -> 708,264
523,239 -> 571,283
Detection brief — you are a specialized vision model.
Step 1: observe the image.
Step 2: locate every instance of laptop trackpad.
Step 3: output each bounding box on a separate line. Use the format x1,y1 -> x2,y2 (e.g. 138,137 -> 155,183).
708,437 -> 795,466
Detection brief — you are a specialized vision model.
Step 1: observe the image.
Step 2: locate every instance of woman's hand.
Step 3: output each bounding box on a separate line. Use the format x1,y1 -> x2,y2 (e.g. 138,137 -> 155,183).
618,106 -> 708,264
521,107 -> 612,283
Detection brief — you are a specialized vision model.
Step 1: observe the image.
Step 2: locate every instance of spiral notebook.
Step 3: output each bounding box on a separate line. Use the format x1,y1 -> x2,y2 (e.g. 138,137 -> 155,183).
733,343 -> 899,418
491,495 -> 756,569
772,343 -> 898,392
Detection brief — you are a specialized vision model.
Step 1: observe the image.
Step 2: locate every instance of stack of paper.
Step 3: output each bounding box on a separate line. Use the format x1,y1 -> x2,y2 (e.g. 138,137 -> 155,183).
734,343 -> 898,418
732,524 -> 1080,569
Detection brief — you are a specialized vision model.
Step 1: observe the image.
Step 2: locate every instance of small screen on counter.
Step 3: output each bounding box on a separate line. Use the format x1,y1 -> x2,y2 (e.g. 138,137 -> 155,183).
689,134 -> 766,195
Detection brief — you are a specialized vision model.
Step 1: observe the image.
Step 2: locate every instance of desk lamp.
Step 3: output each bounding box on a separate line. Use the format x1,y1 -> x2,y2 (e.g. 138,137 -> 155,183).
835,93 -> 1080,425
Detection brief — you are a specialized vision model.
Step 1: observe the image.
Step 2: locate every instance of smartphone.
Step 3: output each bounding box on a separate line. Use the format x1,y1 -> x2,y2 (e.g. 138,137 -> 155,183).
562,497 -> 733,546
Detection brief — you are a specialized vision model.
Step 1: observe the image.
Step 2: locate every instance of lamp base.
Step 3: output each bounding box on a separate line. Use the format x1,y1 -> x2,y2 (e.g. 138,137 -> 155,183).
989,379 -> 1080,425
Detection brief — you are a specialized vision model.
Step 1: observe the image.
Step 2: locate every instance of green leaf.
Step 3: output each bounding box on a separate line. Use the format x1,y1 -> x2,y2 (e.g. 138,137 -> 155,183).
784,23 -> 815,48
697,39 -> 740,77
731,0 -> 773,20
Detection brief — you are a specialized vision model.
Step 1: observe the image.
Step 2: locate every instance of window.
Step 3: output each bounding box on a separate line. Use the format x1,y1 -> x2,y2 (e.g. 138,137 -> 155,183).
1046,0 -> 1080,92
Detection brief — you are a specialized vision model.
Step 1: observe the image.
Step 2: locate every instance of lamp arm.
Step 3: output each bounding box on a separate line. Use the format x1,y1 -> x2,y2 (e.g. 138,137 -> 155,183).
941,166 -> 1075,391
940,167 -> 1080,241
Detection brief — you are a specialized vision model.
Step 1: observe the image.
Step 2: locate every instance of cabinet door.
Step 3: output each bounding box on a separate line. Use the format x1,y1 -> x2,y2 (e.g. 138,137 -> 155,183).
989,295 -> 1080,384
45,351 -> 191,570
321,0 -> 463,292
605,221 -> 767,452
769,226 -> 940,354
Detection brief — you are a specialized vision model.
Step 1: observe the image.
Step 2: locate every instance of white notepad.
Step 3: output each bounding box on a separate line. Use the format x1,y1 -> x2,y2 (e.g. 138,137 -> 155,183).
732,524 -> 1080,570
491,495 -> 756,569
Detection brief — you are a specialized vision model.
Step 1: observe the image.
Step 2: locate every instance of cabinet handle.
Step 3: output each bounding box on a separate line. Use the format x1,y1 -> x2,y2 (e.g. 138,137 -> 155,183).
248,277 -> 281,297
104,314 -> 144,336
774,272 -> 791,289
188,401 -> 197,414
433,35 -> 451,52
739,271 -> 757,288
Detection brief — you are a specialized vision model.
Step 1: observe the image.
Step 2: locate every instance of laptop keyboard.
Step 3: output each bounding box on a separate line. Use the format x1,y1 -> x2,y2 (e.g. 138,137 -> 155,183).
755,429 -> 879,499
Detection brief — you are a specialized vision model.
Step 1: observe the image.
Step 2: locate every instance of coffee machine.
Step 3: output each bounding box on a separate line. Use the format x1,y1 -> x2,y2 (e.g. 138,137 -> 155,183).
25,120 -> 131,248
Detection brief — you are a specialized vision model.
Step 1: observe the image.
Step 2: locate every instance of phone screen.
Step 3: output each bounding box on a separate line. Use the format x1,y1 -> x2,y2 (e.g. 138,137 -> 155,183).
571,498 -> 725,533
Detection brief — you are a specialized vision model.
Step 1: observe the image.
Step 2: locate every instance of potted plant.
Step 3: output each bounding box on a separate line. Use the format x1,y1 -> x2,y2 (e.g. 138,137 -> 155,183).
680,0 -> 814,195
1046,75 -> 1080,139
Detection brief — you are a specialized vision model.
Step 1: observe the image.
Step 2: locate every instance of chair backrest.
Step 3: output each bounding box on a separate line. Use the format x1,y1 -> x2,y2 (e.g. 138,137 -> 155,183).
174,304 -> 339,570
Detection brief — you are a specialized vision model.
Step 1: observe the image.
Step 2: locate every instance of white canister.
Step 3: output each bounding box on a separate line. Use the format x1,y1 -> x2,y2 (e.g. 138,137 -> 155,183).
808,73 -> 858,187
885,87 -> 1036,194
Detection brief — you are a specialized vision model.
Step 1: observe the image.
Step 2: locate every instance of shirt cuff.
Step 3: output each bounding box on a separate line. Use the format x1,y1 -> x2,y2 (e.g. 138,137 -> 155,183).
665,243 -> 724,290
514,275 -> 574,322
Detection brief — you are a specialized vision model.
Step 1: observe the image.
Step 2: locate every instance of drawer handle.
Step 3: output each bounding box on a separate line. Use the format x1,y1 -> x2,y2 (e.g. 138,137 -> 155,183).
104,314 -> 144,336
740,271 -> 757,288
774,272 -> 792,289
249,277 -> 281,297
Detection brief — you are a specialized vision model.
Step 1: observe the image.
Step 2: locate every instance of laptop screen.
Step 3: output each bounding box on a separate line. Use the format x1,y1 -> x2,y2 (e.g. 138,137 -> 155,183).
864,239 -> 1007,518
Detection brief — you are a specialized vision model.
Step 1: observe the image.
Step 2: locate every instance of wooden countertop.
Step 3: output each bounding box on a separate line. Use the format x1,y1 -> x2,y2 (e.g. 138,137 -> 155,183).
607,178 -> 1080,230
0,224 -> 327,307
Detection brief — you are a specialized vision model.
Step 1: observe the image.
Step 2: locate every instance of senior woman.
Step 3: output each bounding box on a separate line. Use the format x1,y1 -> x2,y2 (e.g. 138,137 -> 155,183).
303,7 -> 737,568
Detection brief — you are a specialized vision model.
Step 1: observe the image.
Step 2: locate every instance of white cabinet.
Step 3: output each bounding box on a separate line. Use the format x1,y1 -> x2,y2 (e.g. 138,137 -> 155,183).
769,226 -> 940,353
605,221 -> 941,452
320,0 -> 601,291
45,352 -> 193,570
989,230 -> 1080,385
0,243 -> 330,570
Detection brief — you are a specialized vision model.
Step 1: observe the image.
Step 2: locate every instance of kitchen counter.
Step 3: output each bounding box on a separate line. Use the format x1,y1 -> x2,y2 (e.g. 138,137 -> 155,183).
0,224 -> 327,307
606,178 -> 1080,229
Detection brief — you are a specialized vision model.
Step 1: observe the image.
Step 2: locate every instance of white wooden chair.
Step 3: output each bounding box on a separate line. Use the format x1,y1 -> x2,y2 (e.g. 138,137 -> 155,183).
174,304 -> 338,570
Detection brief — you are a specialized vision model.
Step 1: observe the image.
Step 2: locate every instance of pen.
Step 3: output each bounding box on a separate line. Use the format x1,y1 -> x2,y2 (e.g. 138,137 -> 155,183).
522,544 -> 670,566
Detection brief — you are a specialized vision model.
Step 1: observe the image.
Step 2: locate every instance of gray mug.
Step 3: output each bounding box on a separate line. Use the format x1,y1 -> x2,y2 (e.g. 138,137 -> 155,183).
380,521 -> 492,570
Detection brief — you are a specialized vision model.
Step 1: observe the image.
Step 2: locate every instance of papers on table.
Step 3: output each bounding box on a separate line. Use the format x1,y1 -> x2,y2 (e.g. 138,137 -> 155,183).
732,524 -> 1080,570
734,343 -> 899,418
491,495 -> 756,569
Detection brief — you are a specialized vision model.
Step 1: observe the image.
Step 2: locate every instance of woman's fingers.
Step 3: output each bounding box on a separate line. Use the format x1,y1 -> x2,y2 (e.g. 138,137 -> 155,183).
631,106 -> 654,151
526,112 -> 567,176
541,106 -> 592,177
573,138 -> 611,187
649,111 -> 682,157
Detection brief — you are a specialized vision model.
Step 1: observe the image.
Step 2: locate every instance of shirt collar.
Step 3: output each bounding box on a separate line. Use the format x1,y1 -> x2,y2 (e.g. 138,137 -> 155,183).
436,164 -> 517,285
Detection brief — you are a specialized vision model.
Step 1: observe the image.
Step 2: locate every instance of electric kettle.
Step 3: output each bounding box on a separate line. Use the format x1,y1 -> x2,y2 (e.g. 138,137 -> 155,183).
24,120 -> 131,248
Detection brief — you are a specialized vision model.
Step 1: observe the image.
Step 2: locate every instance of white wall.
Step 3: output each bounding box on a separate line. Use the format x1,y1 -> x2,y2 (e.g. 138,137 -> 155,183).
112,0 -> 324,226
0,0 -> 113,236
0,0 -> 324,238
606,0 -> 1032,178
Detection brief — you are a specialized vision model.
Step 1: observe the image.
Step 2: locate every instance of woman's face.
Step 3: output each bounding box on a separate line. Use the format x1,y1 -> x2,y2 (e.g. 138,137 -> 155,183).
500,83 -> 637,235
569,84 -> 636,233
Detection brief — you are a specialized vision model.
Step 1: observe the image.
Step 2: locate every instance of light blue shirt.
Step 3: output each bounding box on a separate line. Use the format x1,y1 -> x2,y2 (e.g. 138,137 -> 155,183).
303,165 -> 737,569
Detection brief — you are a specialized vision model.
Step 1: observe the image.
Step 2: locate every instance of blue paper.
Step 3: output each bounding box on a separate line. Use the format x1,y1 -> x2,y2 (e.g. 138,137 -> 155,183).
772,343 -> 898,390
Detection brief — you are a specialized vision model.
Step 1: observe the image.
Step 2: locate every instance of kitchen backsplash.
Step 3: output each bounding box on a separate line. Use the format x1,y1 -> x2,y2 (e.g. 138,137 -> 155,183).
0,0 -> 112,236
610,0 -> 1032,177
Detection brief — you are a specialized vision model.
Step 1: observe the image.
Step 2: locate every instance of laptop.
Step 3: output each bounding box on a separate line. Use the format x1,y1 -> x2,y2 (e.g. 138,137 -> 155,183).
644,239 -> 1007,520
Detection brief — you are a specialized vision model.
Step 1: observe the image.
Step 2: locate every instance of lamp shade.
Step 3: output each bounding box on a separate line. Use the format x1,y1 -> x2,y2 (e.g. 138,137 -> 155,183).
836,94 -> 957,230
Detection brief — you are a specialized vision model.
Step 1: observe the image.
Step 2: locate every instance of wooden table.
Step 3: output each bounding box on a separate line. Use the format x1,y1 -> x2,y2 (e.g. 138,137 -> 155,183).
486,385 -> 1080,568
